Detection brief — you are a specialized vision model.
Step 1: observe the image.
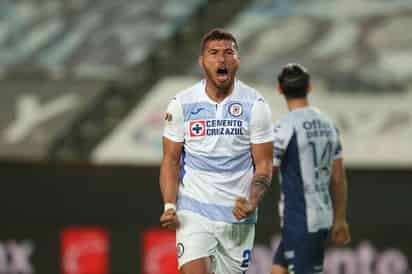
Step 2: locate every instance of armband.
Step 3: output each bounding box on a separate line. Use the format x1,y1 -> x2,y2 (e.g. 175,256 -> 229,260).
164,203 -> 176,212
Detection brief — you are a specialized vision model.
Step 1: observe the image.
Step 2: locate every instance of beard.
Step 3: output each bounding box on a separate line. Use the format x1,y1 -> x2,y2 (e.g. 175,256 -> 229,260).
202,65 -> 236,94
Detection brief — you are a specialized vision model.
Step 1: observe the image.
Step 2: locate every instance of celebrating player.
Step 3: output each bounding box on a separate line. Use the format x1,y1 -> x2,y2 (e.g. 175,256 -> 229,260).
160,28 -> 273,274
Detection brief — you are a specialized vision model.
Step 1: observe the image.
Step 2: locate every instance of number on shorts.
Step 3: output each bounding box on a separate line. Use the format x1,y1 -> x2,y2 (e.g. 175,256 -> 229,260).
241,249 -> 251,268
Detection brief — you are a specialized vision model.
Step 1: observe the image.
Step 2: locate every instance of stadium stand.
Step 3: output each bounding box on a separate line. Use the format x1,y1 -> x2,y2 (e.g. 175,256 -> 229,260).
221,0 -> 412,93
92,76 -> 412,167
2,0 -> 412,162
0,79 -> 105,160
0,0 -> 252,161
48,0 -> 252,160
93,0 -> 412,167
0,0 -> 206,80
2,3 -> 412,274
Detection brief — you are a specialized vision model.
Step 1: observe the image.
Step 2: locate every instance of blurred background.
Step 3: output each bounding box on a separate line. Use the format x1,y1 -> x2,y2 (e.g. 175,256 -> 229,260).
1,0 -> 412,273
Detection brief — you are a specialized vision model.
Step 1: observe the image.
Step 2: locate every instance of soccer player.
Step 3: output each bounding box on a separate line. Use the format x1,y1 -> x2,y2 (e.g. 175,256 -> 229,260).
159,28 -> 273,274
270,63 -> 351,274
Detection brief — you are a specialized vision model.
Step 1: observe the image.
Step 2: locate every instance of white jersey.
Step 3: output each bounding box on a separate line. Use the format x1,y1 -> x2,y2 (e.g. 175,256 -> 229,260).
273,106 -> 343,233
163,79 -> 273,224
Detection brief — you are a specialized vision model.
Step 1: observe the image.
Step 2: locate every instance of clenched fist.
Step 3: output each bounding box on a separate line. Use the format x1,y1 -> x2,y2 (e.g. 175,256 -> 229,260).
233,197 -> 255,220
330,220 -> 351,246
160,209 -> 179,230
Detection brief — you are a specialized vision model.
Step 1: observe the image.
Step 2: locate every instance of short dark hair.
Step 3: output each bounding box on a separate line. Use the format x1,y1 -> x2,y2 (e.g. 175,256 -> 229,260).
277,63 -> 310,99
200,28 -> 239,53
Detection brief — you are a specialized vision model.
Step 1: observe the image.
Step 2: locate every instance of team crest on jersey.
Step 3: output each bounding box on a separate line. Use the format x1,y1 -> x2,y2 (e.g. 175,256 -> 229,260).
229,103 -> 242,117
189,120 -> 206,137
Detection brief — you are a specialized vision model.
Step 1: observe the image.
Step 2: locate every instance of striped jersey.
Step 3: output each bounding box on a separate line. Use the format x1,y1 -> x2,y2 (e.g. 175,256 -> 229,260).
163,79 -> 273,224
273,106 -> 342,233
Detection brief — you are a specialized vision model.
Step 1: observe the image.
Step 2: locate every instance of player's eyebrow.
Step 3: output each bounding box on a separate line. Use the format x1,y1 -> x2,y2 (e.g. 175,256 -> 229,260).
208,48 -> 218,53
207,47 -> 235,53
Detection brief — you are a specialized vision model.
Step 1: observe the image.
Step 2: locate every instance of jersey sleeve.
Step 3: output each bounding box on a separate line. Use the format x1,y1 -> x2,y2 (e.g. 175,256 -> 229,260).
249,97 -> 274,144
333,126 -> 343,160
272,120 -> 294,167
163,97 -> 184,142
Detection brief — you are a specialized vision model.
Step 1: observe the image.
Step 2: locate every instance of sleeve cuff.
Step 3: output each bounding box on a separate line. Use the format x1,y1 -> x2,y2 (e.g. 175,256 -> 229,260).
163,133 -> 184,143
251,135 -> 274,144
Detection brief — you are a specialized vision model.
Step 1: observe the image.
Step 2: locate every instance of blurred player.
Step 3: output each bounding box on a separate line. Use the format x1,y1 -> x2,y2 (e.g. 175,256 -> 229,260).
270,64 -> 351,274
159,28 -> 273,274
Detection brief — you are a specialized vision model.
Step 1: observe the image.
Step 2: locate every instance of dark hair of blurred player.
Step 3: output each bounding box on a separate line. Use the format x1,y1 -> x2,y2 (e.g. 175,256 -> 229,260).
277,63 -> 310,99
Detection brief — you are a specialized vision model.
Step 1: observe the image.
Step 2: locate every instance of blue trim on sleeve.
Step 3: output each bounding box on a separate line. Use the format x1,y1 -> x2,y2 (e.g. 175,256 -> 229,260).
180,149 -> 186,185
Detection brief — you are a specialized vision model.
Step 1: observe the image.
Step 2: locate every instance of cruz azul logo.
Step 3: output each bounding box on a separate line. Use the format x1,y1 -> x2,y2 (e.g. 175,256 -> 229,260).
189,119 -> 244,138
229,103 -> 242,117
189,120 -> 206,137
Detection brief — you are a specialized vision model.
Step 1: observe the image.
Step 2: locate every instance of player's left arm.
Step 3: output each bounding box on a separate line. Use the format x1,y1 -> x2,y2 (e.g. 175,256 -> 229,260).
233,96 -> 273,220
233,143 -> 273,220
330,129 -> 351,246
250,141 -> 273,205
159,97 -> 184,230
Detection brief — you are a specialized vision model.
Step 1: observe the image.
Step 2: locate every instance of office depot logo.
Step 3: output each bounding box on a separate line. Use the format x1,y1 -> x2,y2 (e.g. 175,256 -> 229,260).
61,227 -> 109,274
142,229 -> 178,274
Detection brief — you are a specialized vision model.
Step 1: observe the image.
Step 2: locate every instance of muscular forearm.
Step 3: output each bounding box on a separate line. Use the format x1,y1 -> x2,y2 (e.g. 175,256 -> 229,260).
160,159 -> 180,204
249,141 -> 273,208
233,172 -> 272,220
331,174 -> 348,221
330,161 -> 351,246
249,173 -> 271,208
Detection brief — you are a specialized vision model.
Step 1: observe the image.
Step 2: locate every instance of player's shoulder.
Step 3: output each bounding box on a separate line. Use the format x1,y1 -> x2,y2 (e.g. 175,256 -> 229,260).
235,80 -> 266,102
277,111 -> 298,126
288,106 -> 330,123
173,80 -> 204,103
273,115 -> 294,137
304,107 -> 341,136
310,107 -> 338,128
272,117 -> 294,149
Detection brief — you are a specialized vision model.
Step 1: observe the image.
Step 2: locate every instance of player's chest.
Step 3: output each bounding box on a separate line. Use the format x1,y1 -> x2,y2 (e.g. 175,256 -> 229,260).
183,101 -> 250,139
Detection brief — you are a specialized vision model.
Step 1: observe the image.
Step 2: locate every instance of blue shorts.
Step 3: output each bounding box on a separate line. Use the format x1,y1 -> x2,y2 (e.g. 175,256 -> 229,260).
273,227 -> 329,274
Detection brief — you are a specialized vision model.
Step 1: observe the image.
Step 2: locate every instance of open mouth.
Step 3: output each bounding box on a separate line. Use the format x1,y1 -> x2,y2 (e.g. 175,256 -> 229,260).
216,67 -> 229,82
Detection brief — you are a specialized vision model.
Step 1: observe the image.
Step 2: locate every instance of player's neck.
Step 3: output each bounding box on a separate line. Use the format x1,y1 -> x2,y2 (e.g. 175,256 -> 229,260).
287,98 -> 309,111
205,81 -> 234,103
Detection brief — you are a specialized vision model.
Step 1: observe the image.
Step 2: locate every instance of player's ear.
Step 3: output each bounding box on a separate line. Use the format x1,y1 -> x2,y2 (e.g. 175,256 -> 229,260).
235,49 -> 240,61
277,85 -> 283,94
198,55 -> 203,69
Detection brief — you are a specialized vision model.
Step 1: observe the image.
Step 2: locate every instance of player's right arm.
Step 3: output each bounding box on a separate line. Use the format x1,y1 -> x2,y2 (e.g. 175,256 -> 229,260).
330,129 -> 351,246
160,137 -> 182,229
159,97 -> 184,230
